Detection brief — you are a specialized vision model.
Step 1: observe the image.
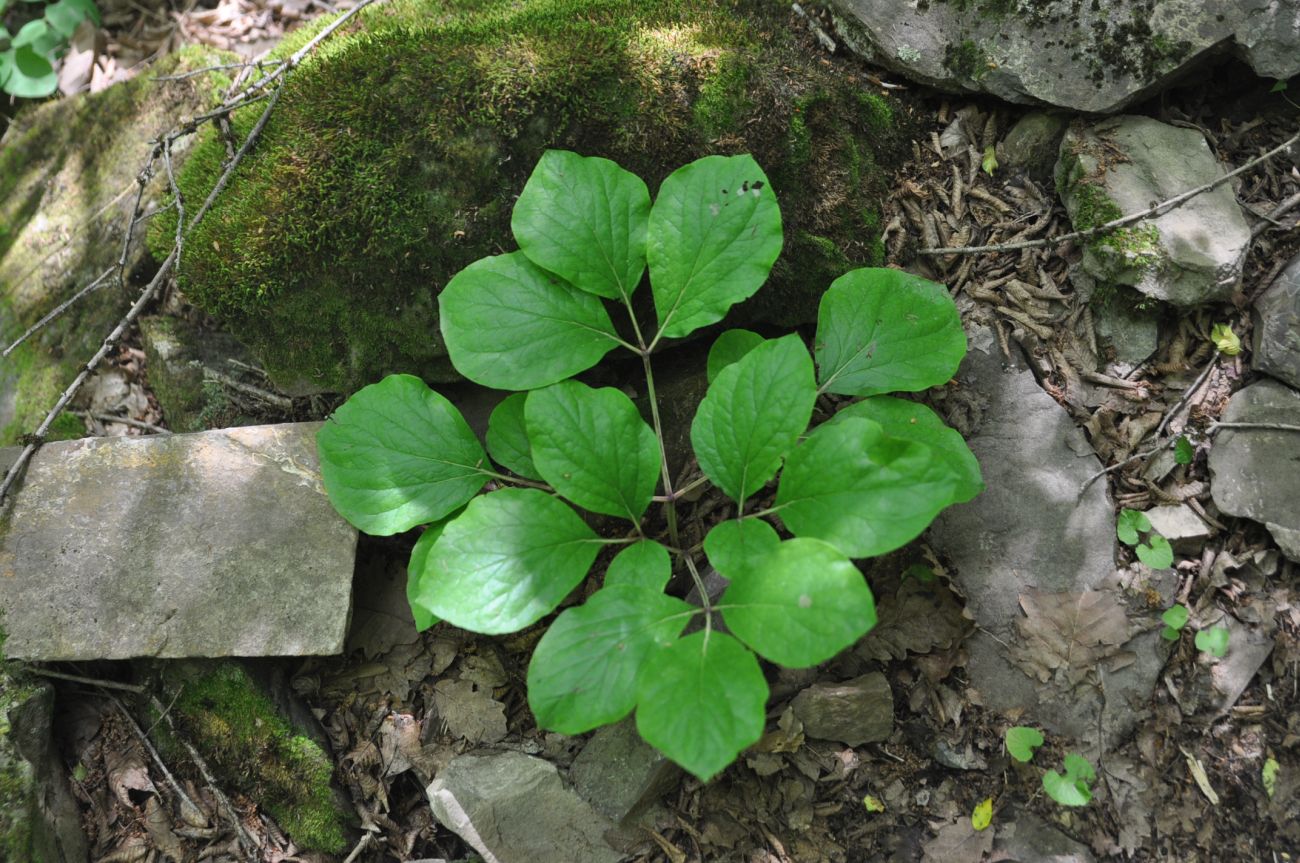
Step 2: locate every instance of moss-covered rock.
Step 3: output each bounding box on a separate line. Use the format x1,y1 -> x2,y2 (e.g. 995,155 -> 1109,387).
0,47 -> 234,445
154,0 -> 914,395
139,315 -> 261,432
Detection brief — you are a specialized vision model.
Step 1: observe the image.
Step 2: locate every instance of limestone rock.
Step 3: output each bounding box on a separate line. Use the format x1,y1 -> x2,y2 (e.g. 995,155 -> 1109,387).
1143,504 -> 1211,552
0,422 -> 357,659
427,751 -> 620,863
827,0 -> 1300,113
139,315 -> 258,432
1057,116 -> 1250,308
1253,252 -> 1300,389
569,718 -> 679,825
790,672 -> 893,746
994,812 -> 1095,862
998,112 -> 1069,183
1209,379 -> 1300,562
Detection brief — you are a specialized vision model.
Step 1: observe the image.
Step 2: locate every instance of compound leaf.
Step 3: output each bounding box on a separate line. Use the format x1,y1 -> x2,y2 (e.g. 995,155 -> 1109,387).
703,518 -> 780,581
815,268 -> 965,397
528,585 -> 693,734
317,374 -> 487,535
721,538 -> 877,667
1005,726 -> 1044,763
485,393 -> 541,480
512,149 -> 650,302
439,251 -> 622,390
526,380 -> 660,521
706,329 -> 765,382
604,540 -> 673,591
422,489 -> 601,634
776,417 -> 961,557
636,631 -> 768,781
691,334 -> 816,504
832,396 -> 983,503
648,155 -> 781,340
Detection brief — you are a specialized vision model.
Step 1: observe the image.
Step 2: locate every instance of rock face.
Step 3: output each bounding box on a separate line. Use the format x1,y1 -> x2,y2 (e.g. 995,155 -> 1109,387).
997,111 -> 1069,183
1253,253 -> 1300,389
138,315 -> 259,432
790,673 -> 893,746
1209,379 -> 1300,561
827,0 -> 1300,113
1056,116 -> 1250,308
0,422 -> 357,659
427,751 -> 621,863
569,718 -> 679,825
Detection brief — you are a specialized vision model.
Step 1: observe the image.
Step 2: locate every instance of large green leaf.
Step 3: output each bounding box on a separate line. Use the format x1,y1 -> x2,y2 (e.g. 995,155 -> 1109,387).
690,334 -> 816,504
406,521 -> 450,632
706,329 -> 764,383
511,150 -> 651,302
815,268 -> 966,397
648,155 -> 782,340
317,374 -> 487,535
636,631 -> 768,781
721,538 -> 876,667
831,396 -> 982,503
776,417 -> 961,557
525,380 -> 661,521
421,489 -> 602,634
528,585 -> 693,734
604,540 -> 673,591
439,252 -> 623,390
702,518 -> 780,581
485,393 -> 541,480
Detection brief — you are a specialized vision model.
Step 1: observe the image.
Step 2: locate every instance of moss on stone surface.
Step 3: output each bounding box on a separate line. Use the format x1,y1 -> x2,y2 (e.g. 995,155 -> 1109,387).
153,0 -> 913,394
1056,150 -> 1161,292
0,630 -> 37,862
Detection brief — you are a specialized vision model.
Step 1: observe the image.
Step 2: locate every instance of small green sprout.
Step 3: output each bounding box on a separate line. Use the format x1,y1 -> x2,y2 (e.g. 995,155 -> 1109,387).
1043,753 -> 1095,807
1195,626 -> 1230,658
1263,757 -> 1279,798
1005,726 -> 1044,763
1210,323 -> 1241,356
1161,604 -> 1189,641
981,145 -> 998,177
1117,509 -> 1174,568
1174,435 -> 1194,465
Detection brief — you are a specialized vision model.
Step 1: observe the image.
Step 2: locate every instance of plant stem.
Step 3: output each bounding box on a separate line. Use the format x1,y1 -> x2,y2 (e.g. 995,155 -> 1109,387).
478,469 -> 553,491
651,474 -> 709,503
684,553 -> 712,620
745,504 -> 787,520
639,341 -> 680,552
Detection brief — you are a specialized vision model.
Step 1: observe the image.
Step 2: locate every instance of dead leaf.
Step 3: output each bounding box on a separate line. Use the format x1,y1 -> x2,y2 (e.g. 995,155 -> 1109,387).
858,578 -> 971,662
104,745 -> 155,807
923,818 -> 994,863
430,679 -> 507,745
1012,589 -> 1134,689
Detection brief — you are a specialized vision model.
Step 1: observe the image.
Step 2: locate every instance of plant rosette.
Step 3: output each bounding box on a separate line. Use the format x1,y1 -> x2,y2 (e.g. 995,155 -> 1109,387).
0,0 -> 98,98
317,150 -> 982,780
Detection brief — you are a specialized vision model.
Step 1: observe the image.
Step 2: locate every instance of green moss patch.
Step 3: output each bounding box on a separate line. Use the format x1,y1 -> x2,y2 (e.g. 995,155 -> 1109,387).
154,0 -> 913,394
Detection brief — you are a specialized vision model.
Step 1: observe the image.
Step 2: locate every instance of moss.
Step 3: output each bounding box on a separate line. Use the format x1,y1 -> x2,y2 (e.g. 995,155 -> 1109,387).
854,90 -> 893,134
0,630 -> 37,862
156,663 -> 348,852
153,0 -> 915,394
1057,151 -> 1161,296
943,39 -> 988,80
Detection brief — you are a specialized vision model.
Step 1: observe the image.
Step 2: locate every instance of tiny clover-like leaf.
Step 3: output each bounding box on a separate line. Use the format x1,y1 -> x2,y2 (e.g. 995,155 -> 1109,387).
815,268 -> 965,397
1161,604 -> 1189,641
407,521 -> 450,632
1195,625 -> 1230,658
421,489 -> 602,634
1043,753 -> 1095,807
486,393 -> 542,481
1174,435 -> 1194,465
721,537 -> 877,668
316,374 -> 488,535
1116,508 -> 1150,546
527,585 -> 693,734
776,416 -> 961,558
831,396 -> 983,504
4,44 -> 56,98
511,150 -> 651,302
636,631 -> 768,781
1137,534 -> 1174,569
1004,726 -> 1044,763
691,334 -> 816,505
703,518 -> 780,580
525,380 -> 661,521
604,540 -> 673,591
648,154 -> 782,340
706,329 -> 765,383
439,251 -> 623,390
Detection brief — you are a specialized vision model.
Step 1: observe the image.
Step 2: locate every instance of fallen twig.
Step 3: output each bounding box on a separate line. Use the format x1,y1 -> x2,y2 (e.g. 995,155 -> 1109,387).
2,266 -> 116,358
1155,350 -> 1221,439
23,667 -> 146,693
111,695 -> 207,826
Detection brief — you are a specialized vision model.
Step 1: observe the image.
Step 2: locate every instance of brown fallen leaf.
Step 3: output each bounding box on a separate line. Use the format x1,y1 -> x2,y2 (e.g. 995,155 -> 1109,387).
922,818 -> 993,863
1012,589 -> 1134,689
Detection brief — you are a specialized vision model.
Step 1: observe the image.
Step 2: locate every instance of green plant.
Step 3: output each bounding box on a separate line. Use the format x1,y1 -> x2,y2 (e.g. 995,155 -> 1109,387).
1161,603 -> 1189,641
317,150 -> 980,780
1174,435 -> 1194,465
1117,508 -> 1173,569
0,0 -> 98,98
1043,752 -> 1095,806
1195,625 -> 1229,657
1005,725 -> 1044,762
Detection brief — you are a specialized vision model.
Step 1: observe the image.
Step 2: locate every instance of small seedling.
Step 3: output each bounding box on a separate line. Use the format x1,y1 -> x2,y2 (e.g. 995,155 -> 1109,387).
1174,435 -> 1194,465
1005,726 -> 1044,763
1195,625 -> 1230,658
1210,323 -> 1241,356
863,794 -> 886,813
971,797 -> 993,831
1117,508 -> 1174,569
1263,757 -> 1279,799
1161,604 -> 1189,641
1043,752 -> 1095,807
981,145 -> 998,177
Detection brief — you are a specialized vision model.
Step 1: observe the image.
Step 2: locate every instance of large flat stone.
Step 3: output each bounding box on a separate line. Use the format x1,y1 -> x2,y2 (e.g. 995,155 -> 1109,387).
1253,252 -> 1300,390
0,423 -> 356,659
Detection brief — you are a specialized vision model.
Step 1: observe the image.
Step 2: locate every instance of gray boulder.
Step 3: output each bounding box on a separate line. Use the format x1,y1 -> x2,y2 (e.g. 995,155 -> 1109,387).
998,112 -> 1070,183
1253,252 -> 1300,389
569,718 -> 679,826
790,673 -> 894,746
1056,116 -> 1250,308
827,0 -> 1300,113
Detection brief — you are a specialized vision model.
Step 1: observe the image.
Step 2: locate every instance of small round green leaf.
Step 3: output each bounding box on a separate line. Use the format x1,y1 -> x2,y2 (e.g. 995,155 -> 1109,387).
512,149 -> 651,302
1174,435 -> 1194,465
486,393 -> 541,480
1195,625 -> 1230,658
317,374 -> 488,535
1137,535 -> 1173,569
691,334 -> 816,504
1043,753 -> 1095,806
648,155 -> 782,340
1004,726 -> 1044,763
407,522 -> 449,632
636,631 -> 768,781
44,0 -> 91,38
1116,509 -> 1150,545
706,329 -> 765,383
12,18 -> 58,53
528,585 -> 693,734
1161,604 -> 1189,632
526,380 -> 661,521
703,518 -> 780,581
422,489 -> 601,634
4,44 -> 56,98
832,396 -> 983,503
604,540 -> 673,591
439,251 -> 622,390
776,417 -> 962,558
815,268 -> 965,397
721,538 -> 876,667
